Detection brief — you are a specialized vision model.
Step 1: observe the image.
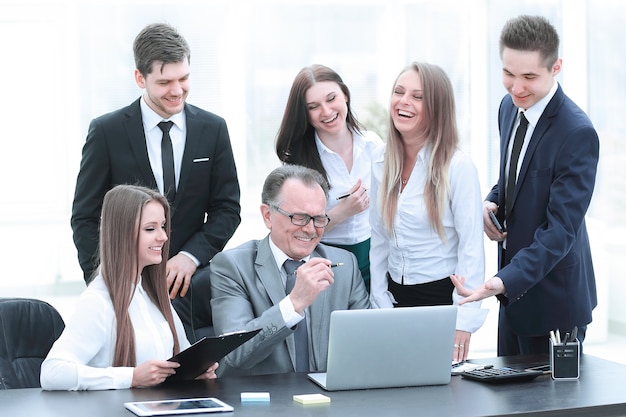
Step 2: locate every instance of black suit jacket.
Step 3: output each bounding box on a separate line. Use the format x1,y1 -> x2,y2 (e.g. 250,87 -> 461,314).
487,85 -> 598,338
71,98 -> 241,280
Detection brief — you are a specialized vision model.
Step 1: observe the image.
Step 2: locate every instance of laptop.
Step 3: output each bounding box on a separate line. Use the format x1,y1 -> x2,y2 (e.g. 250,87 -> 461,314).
308,305 -> 456,391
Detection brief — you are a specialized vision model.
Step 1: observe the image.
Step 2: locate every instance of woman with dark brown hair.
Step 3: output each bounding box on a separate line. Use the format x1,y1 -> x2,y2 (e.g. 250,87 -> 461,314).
41,185 -> 217,390
275,64 -> 383,291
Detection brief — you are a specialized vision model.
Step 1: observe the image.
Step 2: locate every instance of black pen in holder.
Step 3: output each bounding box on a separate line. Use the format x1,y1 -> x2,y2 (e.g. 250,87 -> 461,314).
550,338 -> 580,380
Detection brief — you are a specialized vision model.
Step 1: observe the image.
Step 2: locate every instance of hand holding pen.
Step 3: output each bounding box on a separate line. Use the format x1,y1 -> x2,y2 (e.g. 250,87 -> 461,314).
288,258 -> 336,313
334,179 -> 370,217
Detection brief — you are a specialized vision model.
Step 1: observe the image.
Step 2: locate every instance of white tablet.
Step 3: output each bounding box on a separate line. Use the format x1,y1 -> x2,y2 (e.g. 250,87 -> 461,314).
124,397 -> 233,416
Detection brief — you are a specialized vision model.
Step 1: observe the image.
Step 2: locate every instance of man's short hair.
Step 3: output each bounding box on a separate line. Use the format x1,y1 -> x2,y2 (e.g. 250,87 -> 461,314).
262,165 -> 330,206
499,15 -> 559,69
133,23 -> 190,76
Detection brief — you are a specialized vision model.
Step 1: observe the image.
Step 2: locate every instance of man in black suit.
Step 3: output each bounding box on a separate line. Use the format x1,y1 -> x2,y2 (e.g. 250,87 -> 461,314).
71,23 -> 241,340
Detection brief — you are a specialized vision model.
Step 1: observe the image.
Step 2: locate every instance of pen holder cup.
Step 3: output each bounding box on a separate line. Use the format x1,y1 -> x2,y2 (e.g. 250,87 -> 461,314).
550,338 -> 579,380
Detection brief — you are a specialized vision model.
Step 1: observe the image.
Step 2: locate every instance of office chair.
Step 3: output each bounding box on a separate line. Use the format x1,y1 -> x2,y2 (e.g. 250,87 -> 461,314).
172,265 -> 215,343
0,298 -> 65,389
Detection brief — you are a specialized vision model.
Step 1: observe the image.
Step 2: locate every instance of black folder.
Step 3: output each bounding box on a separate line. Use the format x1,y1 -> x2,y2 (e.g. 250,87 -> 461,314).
166,328 -> 261,381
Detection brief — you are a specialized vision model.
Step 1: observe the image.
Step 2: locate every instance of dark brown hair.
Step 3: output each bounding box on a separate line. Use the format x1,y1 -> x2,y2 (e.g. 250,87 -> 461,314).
275,64 -> 363,184
133,23 -> 190,76
499,15 -> 560,69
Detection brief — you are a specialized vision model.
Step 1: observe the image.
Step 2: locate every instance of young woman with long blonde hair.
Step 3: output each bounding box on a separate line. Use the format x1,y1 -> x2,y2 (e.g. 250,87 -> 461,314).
369,63 -> 486,362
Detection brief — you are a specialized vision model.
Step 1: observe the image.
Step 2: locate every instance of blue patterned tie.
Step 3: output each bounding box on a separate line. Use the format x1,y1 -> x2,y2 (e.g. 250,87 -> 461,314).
284,259 -> 309,372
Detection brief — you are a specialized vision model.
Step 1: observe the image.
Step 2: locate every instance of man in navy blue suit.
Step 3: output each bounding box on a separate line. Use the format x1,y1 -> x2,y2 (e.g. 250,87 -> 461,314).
452,15 -> 599,356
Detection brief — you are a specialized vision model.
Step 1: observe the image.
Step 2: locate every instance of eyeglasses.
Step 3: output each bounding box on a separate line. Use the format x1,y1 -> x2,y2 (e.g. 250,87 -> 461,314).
270,205 -> 331,228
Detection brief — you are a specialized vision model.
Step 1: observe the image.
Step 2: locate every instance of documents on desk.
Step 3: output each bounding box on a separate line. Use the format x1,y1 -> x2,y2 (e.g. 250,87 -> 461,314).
451,361 -> 494,376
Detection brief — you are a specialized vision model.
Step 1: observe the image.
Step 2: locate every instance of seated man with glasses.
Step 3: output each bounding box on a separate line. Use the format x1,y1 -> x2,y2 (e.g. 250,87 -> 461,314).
210,164 -> 370,376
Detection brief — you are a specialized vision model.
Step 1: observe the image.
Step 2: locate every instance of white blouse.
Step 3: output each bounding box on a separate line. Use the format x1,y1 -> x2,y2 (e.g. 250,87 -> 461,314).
40,275 -> 190,390
369,144 -> 487,332
317,130 -> 384,245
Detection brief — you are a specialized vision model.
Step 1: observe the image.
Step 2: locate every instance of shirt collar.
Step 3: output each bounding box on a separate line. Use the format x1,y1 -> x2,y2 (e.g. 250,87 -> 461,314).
267,235 -> 311,271
417,140 -> 433,164
519,81 -> 558,127
140,96 -> 186,130
314,129 -> 364,155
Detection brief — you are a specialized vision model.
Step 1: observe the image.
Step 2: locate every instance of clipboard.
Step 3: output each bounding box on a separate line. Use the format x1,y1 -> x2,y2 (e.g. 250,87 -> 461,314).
166,328 -> 261,381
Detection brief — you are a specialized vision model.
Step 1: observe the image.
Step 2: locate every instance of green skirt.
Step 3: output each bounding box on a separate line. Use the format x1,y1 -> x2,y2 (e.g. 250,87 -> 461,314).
322,238 -> 371,293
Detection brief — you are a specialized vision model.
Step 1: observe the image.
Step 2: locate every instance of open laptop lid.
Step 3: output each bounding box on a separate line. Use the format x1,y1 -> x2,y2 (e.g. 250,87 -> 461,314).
309,305 -> 456,391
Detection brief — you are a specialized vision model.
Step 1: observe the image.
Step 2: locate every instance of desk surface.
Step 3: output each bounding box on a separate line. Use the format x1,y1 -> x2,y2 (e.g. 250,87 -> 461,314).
3,355 -> 626,417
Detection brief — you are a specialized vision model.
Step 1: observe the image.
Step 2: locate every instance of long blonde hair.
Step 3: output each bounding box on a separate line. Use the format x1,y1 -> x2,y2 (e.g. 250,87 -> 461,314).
98,184 -> 181,367
380,62 -> 459,239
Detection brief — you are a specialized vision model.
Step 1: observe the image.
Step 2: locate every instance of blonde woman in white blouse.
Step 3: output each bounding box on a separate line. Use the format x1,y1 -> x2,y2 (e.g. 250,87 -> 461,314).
369,63 -> 487,362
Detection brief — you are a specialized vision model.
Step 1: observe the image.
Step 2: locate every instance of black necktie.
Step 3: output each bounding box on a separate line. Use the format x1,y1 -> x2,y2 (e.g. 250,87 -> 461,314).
505,112 -> 528,217
284,259 -> 309,372
158,121 -> 176,202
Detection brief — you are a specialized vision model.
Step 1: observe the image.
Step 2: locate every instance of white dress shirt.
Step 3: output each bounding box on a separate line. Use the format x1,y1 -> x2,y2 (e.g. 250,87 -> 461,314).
267,237 -> 310,328
317,130 -> 384,245
140,97 -> 186,194
505,81 -> 558,185
40,275 -> 190,390
139,98 -> 199,266
369,144 -> 487,332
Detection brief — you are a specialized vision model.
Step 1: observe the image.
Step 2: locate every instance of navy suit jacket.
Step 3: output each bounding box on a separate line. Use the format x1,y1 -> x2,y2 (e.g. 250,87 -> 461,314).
487,85 -> 599,337
71,98 -> 241,280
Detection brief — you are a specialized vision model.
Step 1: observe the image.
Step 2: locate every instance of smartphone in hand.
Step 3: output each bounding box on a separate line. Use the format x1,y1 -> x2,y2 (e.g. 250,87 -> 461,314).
489,210 -> 505,233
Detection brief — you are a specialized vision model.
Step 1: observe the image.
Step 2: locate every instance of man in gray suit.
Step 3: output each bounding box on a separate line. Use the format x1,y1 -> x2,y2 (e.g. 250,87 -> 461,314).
210,165 -> 370,376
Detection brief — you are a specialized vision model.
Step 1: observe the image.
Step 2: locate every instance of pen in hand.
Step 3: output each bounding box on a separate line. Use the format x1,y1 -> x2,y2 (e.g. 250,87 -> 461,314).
336,193 -> 351,200
330,263 -> 344,268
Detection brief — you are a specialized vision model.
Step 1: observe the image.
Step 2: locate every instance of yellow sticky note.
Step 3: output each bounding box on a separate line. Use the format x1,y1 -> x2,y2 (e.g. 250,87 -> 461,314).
293,393 -> 331,405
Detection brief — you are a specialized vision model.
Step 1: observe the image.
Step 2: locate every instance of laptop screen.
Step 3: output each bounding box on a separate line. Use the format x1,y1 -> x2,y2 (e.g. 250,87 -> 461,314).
309,305 -> 457,391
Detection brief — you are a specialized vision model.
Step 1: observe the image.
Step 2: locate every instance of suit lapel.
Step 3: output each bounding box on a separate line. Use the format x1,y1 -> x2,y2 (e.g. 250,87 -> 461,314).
513,86 -> 564,205
176,104 -> 201,203
255,237 -> 288,306
497,103 -> 517,212
123,99 -> 158,187
254,237 -> 298,367
501,111 -> 517,178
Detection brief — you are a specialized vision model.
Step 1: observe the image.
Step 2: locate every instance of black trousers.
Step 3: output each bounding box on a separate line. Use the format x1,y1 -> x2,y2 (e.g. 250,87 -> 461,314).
387,273 -> 454,307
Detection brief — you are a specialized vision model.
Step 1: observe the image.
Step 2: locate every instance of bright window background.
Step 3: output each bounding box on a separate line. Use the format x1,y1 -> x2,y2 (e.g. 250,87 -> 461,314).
0,0 -> 622,356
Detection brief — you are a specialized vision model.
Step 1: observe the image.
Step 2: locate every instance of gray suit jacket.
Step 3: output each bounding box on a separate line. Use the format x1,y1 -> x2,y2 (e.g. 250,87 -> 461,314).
210,236 -> 370,376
